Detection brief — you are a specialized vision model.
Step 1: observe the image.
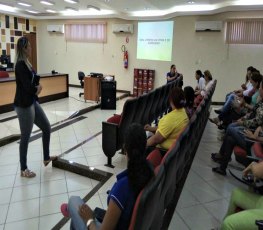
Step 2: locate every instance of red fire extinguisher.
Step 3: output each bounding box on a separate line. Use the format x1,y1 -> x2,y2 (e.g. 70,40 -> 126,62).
122,45 -> 128,69
124,50 -> 128,69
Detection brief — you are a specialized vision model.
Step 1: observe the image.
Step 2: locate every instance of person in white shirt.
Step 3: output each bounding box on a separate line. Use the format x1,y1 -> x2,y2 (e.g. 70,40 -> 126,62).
234,66 -> 255,97
201,70 -> 213,97
194,70 -> 206,96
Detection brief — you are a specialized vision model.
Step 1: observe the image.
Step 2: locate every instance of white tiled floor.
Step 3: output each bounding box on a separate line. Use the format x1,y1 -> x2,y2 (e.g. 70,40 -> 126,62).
0,88 -> 247,229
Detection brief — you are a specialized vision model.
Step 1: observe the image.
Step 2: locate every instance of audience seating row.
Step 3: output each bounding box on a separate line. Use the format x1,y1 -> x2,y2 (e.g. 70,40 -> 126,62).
102,77 -> 183,167
128,80 -> 217,230
0,71 -> 9,78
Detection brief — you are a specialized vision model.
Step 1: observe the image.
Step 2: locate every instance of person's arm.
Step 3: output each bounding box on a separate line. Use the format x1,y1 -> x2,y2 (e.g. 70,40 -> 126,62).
147,131 -> 165,147
254,126 -> 263,140
144,124 -> 157,133
194,90 -> 201,95
235,90 -> 244,97
166,75 -> 176,82
244,126 -> 263,142
243,106 -> 263,128
98,200 -> 122,230
243,102 -> 253,110
78,200 -> 122,230
241,83 -> 247,90
36,84 -> 42,95
243,161 -> 263,179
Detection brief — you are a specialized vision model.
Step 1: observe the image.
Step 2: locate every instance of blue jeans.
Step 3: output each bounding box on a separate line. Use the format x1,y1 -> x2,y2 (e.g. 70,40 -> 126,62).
218,93 -> 236,120
68,196 -> 101,230
219,123 -> 251,170
15,102 -> 51,170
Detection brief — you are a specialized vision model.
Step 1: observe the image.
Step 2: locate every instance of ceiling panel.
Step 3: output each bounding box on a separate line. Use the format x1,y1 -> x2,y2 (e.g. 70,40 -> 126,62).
0,0 -> 263,20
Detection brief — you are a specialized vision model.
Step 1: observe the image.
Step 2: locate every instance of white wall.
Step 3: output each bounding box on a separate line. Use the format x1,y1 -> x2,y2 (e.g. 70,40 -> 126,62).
36,11 -> 263,102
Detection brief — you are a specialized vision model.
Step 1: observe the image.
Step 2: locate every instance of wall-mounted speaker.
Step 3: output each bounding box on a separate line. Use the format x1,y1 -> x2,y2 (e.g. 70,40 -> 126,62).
101,81 -> 116,110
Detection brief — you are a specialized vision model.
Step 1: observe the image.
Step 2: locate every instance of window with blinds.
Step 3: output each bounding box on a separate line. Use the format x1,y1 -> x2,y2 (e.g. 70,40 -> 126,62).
65,22 -> 107,43
226,19 -> 263,44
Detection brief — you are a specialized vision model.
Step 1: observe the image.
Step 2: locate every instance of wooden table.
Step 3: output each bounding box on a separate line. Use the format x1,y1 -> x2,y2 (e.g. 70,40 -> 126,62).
0,73 -> 69,114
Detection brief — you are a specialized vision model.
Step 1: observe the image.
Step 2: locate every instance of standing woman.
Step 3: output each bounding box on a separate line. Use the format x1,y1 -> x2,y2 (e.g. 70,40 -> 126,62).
14,36 -> 56,178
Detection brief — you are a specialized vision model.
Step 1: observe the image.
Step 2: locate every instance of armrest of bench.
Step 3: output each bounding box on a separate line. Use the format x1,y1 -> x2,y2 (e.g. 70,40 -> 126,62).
102,121 -> 119,158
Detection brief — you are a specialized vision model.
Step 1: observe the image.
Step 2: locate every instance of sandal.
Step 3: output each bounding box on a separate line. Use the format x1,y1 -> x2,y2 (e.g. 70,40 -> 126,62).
44,156 -> 58,167
60,203 -> 69,217
21,169 -> 36,178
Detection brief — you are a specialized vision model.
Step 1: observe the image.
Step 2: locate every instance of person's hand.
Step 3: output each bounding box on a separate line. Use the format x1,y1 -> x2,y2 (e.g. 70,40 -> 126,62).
36,84 -> 42,95
238,97 -> 245,106
78,204 -> 93,223
241,83 -> 247,90
243,162 -> 259,182
236,118 -> 244,125
144,124 -> 151,131
254,126 -> 263,138
243,162 -> 256,177
244,129 -> 255,139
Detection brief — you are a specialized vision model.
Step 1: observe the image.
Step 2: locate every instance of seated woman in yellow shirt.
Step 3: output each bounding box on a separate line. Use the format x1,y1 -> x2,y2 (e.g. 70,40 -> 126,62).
145,87 -> 189,155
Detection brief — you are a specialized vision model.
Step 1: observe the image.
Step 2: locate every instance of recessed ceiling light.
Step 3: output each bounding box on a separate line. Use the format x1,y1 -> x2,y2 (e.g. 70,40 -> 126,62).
87,5 -> 100,11
40,1 -> 54,6
46,9 -> 56,13
26,10 -> 40,14
0,3 -> 16,12
64,0 -> 78,4
17,1 -> 32,7
65,6 -> 78,11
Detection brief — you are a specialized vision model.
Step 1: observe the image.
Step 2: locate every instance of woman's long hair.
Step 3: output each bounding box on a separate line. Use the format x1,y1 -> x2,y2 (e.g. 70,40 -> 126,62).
250,72 -> 263,89
184,86 -> 195,108
169,87 -> 185,109
14,36 -> 32,70
124,123 -> 154,195
204,70 -> 212,81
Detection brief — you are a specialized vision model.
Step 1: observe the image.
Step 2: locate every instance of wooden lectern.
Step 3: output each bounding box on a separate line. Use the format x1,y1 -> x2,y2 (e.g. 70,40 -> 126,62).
84,77 -> 101,102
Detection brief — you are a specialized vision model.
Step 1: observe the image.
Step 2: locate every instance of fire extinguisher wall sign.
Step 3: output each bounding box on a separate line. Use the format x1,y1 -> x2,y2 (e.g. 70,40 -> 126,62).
121,45 -> 128,69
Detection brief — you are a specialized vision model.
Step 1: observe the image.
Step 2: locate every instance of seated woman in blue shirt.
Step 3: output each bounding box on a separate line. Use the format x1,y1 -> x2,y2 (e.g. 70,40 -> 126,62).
60,123 -> 154,230
166,64 -> 183,84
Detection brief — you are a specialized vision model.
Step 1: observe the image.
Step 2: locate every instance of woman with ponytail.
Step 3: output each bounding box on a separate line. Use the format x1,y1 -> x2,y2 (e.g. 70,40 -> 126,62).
60,123 -> 154,230
144,87 -> 189,155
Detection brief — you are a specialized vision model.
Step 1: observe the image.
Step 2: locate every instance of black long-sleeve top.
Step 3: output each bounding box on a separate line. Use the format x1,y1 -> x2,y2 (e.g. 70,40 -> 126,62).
14,60 -> 38,108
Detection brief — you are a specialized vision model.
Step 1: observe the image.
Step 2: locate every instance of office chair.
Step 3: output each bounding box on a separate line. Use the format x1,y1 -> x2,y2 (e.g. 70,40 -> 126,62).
78,71 -> 85,97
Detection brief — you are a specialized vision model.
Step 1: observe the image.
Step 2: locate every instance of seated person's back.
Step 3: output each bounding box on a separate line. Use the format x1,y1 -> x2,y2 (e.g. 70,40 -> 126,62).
60,123 -> 154,230
145,87 -> 189,152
